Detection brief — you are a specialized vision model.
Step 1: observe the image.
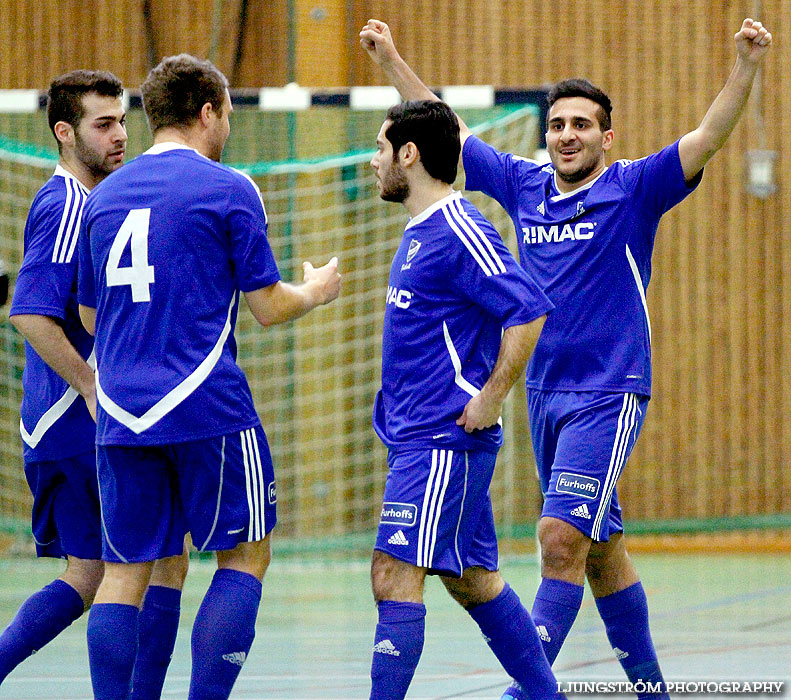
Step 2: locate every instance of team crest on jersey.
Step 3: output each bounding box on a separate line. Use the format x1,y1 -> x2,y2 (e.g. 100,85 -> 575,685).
556,472 -> 600,500
380,502 -> 417,527
401,239 -> 421,271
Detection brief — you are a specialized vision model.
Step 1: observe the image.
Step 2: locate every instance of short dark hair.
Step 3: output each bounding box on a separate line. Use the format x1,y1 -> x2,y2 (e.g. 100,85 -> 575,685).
141,54 -> 228,134
47,70 -> 123,139
548,78 -> 612,131
385,100 -> 460,185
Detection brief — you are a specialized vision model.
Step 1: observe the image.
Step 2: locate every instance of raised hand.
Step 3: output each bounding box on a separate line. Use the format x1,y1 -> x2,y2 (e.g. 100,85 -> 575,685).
735,18 -> 772,64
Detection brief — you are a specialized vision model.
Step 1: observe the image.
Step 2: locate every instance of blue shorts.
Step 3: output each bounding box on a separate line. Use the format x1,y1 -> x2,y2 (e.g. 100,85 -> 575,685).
24,450 -> 103,560
97,426 -> 277,563
528,390 -> 648,542
374,448 -> 499,577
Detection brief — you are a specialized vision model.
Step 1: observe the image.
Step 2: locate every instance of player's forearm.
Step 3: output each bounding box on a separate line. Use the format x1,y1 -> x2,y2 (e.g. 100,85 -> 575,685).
379,52 -> 439,104
679,57 -> 759,179
479,317 -> 545,404
245,280 -> 326,327
10,313 -> 95,398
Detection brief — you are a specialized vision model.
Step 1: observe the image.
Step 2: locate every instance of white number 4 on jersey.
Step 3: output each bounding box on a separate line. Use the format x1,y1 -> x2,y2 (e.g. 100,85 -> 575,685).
106,208 -> 155,303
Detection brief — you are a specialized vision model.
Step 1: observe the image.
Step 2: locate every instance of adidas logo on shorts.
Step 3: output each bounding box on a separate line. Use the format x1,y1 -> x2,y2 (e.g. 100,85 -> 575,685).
222,651 -> 247,667
388,530 -> 409,546
373,639 -> 401,656
570,503 -> 591,519
536,625 -> 552,642
613,647 -> 629,660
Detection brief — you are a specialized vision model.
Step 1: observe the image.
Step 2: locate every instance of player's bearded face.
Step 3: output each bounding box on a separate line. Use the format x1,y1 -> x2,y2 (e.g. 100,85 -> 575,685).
73,94 -> 127,177
379,155 -> 410,202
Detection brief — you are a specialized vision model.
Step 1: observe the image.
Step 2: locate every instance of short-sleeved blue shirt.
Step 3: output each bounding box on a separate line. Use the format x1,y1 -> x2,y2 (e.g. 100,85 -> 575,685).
10,165 -> 95,462
463,136 -> 702,396
78,144 -> 281,445
373,191 -> 554,453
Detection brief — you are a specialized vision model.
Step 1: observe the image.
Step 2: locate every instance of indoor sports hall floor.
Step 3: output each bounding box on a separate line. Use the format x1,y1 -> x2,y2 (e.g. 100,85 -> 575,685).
0,549 -> 789,699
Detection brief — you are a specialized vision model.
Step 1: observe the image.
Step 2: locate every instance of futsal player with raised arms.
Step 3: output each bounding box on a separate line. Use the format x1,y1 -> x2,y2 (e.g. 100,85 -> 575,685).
361,17 -> 772,699
368,99 -> 561,700
3,70 -> 188,697
77,54 -> 340,700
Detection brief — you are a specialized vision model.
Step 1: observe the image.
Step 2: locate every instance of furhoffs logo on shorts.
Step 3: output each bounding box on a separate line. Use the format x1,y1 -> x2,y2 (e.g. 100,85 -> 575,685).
380,502 -> 417,527
555,472 -> 600,500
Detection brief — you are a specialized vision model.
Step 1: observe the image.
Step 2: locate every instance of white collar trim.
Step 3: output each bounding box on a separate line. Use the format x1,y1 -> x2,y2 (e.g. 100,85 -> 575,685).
405,190 -> 461,230
143,142 -> 201,156
551,166 -> 608,202
53,164 -> 89,191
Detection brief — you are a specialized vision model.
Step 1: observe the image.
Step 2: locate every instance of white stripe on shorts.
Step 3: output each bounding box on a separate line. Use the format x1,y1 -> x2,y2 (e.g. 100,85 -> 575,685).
199,436 -> 225,551
591,394 -> 638,540
241,429 -> 258,541
417,449 -> 452,568
250,429 -> 266,538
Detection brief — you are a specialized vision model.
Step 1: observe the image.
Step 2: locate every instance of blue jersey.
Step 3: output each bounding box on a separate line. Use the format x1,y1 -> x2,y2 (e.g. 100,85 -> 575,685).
463,137 -> 702,396
77,144 -> 281,446
10,166 -> 95,462
373,191 -> 553,453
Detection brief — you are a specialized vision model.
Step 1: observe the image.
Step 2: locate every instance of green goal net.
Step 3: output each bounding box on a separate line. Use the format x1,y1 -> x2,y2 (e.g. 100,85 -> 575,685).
0,99 -> 543,553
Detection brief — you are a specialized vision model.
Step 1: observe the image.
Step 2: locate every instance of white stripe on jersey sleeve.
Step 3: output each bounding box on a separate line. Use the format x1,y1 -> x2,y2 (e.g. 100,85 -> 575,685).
53,177 -> 88,263
63,190 -> 85,263
442,206 -> 493,276
95,293 -> 237,434
20,350 -> 96,448
449,198 -> 506,274
51,178 -> 75,263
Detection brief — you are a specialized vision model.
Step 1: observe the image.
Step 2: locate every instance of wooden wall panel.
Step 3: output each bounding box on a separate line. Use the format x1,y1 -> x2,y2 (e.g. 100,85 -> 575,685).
348,0 -> 791,524
2,0 -> 790,525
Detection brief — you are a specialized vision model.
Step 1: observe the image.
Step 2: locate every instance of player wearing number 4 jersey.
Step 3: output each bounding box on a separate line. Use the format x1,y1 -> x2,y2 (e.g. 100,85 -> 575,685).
361,17 -> 772,700
4,70 -> 187,698
77,54 -> 340,700
367,100 -> 562,700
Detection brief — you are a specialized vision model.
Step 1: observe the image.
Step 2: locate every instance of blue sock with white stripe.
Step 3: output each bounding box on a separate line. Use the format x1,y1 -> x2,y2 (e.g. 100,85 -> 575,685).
369,600 -> 426,700
501,578 -> 581,700
529,577 -> 584,664
467,583 -> 560,699
130,585 -> 182,700
0,579 -> 84,682
87,603 -> 140,700
595,582 -> 669,699
188,568 -> 262,700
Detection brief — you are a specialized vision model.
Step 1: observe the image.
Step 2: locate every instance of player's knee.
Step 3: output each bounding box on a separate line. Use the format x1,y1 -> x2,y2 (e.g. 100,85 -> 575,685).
151,547 -> 190,589
217,535 -> 272,580
62,558 -> 104,607
441,568 -> 504,609
537,518 -> 590,578
370,549 -> 423,603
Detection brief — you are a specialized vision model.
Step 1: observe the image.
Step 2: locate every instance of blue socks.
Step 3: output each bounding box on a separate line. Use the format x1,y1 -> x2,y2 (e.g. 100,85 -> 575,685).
87,603 -> 140,700
501,578 -> 583,700
530,577 -> 584,664
369,600 -> 426,700
595,582 -> 668,699
130,585 -> 182,700
188,568 -> 262,700
0,579 -> 84,683
468,583 -> 560,699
